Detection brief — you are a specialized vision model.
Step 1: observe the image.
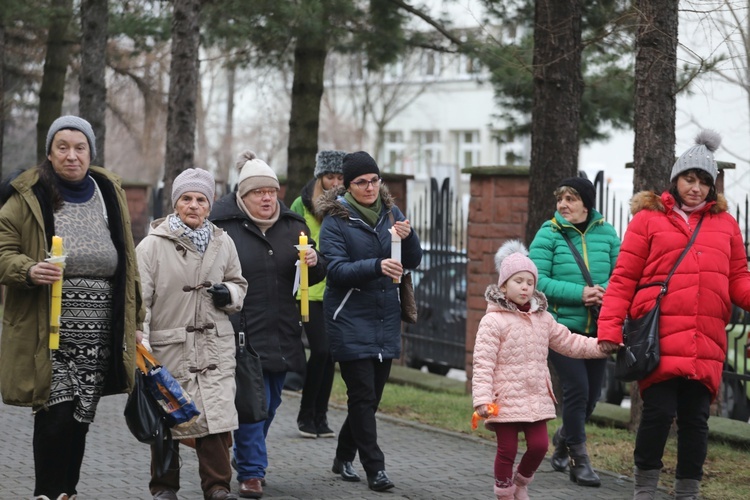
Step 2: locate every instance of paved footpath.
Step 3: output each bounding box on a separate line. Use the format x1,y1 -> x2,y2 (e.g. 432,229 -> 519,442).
0,391 -> 670,500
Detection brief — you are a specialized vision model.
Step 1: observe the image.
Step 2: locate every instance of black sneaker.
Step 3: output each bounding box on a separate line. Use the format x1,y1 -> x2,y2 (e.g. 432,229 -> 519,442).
316,416 -> 336,438
298,419 -> 318,438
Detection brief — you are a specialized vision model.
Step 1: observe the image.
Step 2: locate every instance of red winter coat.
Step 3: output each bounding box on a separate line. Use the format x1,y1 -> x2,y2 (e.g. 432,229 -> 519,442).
597,191 -> 750,398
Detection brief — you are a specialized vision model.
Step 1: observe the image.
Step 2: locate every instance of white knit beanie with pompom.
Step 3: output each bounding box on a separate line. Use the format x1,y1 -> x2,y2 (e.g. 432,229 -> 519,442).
235,150 -> 279,197
494,240 -> 538,287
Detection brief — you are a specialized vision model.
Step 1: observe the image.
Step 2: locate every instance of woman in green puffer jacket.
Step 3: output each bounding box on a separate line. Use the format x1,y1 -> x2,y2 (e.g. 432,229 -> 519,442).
290,149 -> 346,439
528,176 -> 620,487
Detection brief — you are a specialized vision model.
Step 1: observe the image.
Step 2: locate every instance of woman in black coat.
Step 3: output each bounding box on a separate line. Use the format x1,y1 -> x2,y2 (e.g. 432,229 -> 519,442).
210,151 -> 326,499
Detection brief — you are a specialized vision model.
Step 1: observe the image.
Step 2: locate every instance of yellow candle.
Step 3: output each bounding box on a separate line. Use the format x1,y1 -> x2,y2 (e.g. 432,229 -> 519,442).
298,232 -> 309,322
49,236 -> 64,350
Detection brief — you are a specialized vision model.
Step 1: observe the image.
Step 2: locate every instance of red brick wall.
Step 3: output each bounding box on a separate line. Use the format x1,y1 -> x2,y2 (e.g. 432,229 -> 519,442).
464,168 -> 530,387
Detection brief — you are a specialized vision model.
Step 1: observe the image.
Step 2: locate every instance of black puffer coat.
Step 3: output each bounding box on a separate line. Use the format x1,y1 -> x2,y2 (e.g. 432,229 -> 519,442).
318,186 -> 422,362
210,194 -> 326,373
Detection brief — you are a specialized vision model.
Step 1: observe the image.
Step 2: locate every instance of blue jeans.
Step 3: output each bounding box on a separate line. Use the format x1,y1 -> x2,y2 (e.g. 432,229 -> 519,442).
233,370 -> 286,481
548,348 -> 606,445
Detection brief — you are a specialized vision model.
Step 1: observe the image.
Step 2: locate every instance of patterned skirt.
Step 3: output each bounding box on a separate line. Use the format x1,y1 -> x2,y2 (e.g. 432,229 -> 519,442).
47,277 -> 113,423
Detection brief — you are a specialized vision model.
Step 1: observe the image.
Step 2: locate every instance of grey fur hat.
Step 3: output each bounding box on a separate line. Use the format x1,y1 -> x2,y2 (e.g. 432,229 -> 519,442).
46,115 -> 97,161
670,130 -> 721,183
314,150 -> 347,178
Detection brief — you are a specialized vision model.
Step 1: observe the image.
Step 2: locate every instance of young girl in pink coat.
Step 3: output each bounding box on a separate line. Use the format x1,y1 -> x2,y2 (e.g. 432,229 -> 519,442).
472,240 -> 619,500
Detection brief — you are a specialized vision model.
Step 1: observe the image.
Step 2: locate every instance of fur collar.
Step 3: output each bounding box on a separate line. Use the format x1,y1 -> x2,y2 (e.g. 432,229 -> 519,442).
630,191 -> 727,216
484,284 -> 548,313
315,184 -> 396,220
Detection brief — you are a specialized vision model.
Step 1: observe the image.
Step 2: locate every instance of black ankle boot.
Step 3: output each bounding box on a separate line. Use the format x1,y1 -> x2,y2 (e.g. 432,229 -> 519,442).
550,426 -> 569,472
568,443 -> 600,487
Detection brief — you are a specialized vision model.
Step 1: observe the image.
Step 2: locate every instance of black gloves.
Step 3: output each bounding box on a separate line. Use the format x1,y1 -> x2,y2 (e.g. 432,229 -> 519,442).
207,283 -> 231,308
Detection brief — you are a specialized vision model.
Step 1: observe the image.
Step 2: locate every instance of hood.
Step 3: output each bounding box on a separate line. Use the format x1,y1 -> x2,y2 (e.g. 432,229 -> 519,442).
484,284 -> 548,313
316,184 -> 396,220
630,191 -> 727,216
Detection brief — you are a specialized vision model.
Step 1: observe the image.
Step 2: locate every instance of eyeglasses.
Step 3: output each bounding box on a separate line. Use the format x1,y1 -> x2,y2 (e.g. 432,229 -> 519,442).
350,178 -> 381,189
248,188 -> 278,198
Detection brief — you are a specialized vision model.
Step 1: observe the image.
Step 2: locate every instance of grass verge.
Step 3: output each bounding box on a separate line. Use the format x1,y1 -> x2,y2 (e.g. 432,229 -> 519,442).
329,372 -> 750,500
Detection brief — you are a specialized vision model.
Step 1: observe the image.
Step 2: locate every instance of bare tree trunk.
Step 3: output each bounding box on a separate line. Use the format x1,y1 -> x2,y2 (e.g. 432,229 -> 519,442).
163,0 -> 201,216
632,0 -> 678,194
285,29 -> 327,206
524,0 -> 583,246
217,65 -> 235,190
0,20 -> 5,177
36,0 -> 74,163
79,0 -> 108,166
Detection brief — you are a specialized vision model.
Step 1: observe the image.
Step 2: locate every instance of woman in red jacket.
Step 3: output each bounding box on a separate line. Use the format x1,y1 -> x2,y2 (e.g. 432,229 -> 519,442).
597,130 -> 750,500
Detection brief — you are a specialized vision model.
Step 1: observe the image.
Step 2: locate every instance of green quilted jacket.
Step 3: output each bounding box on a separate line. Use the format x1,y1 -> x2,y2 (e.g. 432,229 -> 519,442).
528,210 -> 620,335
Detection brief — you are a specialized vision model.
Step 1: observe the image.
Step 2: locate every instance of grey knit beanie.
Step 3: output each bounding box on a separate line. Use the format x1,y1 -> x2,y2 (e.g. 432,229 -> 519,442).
46,115 -> 97,161
171,168 -> 216,209
670,130 -> 721,183
314,150 -> 347,178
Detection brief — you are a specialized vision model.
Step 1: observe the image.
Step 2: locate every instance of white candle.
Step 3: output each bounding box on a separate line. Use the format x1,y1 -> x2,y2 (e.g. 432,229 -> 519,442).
390,227 -> 401,284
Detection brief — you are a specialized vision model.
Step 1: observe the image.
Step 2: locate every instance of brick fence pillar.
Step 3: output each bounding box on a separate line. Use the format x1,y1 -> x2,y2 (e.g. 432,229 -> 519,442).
463,167 -> 530,392
123,182 -> 152,247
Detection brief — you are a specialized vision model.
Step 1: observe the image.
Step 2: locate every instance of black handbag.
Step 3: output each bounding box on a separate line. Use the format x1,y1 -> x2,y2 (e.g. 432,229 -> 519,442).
235,328 -> 268,424
559,230 -> 600,321
614,216 -> 704,382
124,368 -> 174,478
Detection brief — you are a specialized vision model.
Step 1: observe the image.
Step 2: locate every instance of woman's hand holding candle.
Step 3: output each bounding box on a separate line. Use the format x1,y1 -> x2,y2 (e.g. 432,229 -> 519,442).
29,262 -> 63,286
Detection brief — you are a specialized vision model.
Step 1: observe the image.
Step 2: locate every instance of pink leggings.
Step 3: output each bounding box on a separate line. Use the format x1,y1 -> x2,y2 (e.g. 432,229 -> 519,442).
493,420 -> 549,488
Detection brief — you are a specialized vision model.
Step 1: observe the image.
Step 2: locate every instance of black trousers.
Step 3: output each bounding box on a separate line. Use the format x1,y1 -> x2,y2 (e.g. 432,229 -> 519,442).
33,401 -> 90,498
336,357 -> 392,477
299,301 -> 335,418
634,377 -> 711,480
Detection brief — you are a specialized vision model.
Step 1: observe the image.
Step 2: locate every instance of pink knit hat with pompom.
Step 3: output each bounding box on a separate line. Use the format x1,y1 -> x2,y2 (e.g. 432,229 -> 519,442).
495,240 -> 538,286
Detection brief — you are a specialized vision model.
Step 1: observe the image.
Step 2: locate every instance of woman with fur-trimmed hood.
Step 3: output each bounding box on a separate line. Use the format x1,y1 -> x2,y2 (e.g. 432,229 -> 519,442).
317,151 -> 422,492
597,130 -> 750,499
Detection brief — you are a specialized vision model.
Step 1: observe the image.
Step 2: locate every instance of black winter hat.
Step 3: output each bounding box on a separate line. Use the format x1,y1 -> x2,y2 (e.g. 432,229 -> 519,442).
558,176 -> 596,211
342,151 -> 380,188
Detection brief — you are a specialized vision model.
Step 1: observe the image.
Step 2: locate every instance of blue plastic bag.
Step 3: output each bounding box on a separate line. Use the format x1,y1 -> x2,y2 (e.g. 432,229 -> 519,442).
136,344 -> 200,429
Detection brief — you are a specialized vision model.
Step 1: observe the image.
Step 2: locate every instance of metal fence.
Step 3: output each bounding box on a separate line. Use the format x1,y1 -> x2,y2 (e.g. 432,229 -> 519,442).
402,178 -> 468,375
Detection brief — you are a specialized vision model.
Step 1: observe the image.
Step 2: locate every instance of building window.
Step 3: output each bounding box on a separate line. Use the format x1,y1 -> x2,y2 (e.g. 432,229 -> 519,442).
455,130 -> 480,168
384,131 -> 405,172
414,130 -> 442,175
421,51 -> 439,77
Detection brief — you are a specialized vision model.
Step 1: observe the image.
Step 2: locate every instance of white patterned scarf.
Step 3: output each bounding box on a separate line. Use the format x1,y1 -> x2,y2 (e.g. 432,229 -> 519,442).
168,214 -> 211,255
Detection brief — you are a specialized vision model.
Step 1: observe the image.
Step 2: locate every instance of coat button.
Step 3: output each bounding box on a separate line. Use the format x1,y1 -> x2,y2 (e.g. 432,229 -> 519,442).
268,249 -> 273,255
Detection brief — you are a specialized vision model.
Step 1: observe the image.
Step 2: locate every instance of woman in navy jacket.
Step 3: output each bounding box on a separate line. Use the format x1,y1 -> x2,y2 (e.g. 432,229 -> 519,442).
318,151 -> 422,492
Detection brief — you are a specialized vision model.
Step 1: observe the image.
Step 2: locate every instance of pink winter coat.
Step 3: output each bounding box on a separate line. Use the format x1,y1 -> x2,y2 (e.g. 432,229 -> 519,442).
597,192 -> 750,398
472,286 -> 606,426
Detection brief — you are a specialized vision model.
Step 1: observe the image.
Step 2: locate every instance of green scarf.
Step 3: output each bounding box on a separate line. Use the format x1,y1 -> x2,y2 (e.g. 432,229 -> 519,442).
344,192 -> 382,227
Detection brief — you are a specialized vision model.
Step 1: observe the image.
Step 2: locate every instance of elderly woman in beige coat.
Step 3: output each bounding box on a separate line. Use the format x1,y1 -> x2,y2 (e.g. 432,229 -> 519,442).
136,168 -> 247,500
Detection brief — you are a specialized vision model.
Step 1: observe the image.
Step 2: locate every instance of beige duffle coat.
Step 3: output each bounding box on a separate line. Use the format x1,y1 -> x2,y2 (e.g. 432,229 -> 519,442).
136,216 -> 247,438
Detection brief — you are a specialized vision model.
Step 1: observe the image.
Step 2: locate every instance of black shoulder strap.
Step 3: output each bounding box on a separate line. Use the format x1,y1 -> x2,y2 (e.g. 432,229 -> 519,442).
638,214 -> 705,298
559,230 -> 594,287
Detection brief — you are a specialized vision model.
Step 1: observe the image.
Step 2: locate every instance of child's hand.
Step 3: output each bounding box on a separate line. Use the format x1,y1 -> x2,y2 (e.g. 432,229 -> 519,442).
476,404 -> 490,419
598,340 -> 621,354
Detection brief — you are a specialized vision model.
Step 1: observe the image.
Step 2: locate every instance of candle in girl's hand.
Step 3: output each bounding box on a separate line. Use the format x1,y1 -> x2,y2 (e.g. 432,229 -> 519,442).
389,227 -> 401,284
49,236 -> 64,350
298,232 -> 309,321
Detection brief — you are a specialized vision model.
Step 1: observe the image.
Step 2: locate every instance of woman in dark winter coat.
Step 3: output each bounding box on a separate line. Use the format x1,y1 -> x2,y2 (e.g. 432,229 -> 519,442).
528,176 -> 620,486
598,130 -> 750,499
318,151 -> 422,493
290,149 -> 346,439
209,151 -> 326,499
